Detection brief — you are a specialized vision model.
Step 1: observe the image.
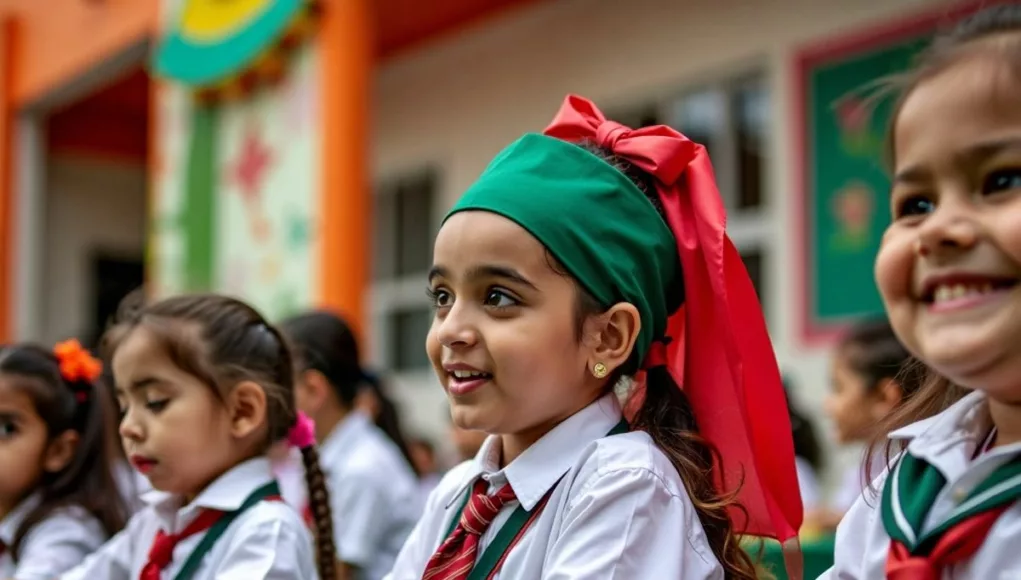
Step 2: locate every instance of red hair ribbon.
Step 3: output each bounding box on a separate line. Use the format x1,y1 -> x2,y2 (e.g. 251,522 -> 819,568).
53,339 -> 103,385
544,95 -> 803,546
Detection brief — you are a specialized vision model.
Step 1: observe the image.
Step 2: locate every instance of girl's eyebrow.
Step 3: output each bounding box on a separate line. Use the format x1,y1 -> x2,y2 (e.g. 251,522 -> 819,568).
115,376 -> 163,396
893,137 -> 1021,186
429,264 -> 538,291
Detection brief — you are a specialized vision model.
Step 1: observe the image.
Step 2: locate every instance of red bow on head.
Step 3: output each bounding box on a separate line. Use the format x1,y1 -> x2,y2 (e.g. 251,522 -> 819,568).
544,95 -> 803,544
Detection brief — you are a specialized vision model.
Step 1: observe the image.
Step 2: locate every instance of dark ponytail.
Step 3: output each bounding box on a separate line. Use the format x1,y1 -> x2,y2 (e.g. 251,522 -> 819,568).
0,344 -> 128,559
560,142 -> 759,580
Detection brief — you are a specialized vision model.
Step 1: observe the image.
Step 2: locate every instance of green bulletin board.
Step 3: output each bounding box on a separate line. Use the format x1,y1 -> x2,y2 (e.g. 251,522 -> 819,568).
792,5 -> 974,341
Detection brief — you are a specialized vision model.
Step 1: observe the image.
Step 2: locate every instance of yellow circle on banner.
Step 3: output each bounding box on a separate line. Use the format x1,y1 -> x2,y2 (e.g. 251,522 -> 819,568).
179,0 -> 275,42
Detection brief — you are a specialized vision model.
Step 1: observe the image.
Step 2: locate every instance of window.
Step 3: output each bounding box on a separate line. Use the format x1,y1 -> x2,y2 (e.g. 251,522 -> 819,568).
613,73 -> 772,318
371,170 -> 438,371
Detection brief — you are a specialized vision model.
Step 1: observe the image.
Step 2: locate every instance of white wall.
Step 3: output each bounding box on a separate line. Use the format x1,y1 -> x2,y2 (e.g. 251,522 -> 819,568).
371,0 -> 956,479
41,156 -> 147,345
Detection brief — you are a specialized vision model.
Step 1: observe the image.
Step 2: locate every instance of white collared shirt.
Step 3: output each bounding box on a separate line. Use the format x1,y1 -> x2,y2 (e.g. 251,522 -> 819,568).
385,394 -> 723,580
821,391 -> 1021,579
59,457 -> 317,580
278,412 -> 420,580
0,494 -> 107,580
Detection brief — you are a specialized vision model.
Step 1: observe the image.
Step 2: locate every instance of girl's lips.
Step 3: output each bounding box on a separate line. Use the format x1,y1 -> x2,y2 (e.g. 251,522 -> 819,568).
447,375 -> 491,396
130,455 -> 158,474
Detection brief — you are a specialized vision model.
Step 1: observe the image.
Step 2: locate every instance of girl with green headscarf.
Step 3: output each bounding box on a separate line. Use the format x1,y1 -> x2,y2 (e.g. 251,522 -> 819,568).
385,95 -> 802,580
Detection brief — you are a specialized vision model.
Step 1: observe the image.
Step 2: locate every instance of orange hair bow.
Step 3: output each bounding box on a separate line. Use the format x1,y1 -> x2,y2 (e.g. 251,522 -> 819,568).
53,339 -> 103,384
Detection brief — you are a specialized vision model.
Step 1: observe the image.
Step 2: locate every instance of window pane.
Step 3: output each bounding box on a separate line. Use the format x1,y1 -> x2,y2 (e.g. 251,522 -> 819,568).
612,104 -> 661,129
669,89 -> 724,161
740,249 -> 765,310
395,173 -> 435,277
371,190 -> 397,281
734,78 -> 767,210
389,307 -> 433,371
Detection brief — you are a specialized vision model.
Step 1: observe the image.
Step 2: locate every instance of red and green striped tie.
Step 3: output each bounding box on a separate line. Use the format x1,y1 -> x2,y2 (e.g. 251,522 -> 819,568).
881,449 -> 1021,579
422,479 -> 517,580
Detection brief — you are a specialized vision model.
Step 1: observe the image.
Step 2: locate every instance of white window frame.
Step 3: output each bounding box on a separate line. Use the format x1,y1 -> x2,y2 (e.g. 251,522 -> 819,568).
611,70 -> 773,316
367,169 -> 440,373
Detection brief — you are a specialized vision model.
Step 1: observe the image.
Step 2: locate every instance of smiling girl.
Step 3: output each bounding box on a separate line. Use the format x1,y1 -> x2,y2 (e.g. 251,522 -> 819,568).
823,5 -> 1021,578
385,95 -> 802,579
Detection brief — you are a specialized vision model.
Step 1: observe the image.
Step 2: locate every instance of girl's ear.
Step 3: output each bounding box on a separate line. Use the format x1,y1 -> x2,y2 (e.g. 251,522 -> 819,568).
228,380 -> 268,440
583,302 -> 641,378
43,430 -> 80,473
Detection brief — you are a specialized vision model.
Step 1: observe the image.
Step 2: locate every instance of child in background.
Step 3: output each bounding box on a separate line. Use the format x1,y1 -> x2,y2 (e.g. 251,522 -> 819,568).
813,320 -> 922,531
0,340 -> 127,580
386,94 -> 802,579
823,5 -> 1021,577
280,310 -> 420,580
61,294 -> 332,579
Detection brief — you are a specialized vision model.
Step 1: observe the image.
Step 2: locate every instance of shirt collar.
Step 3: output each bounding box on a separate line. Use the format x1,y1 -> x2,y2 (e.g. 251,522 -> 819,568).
889,389 -> 988,447
0,493 -> 40,546
319,412 -> 370,462
447,393 -> 623,511
142,457 -> 276,533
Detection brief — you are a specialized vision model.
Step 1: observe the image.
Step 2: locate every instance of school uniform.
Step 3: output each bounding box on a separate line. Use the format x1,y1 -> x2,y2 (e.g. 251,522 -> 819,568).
385,393 -> 723,580
0,494 -> 107,580
60,457 -> 316,580
821,391 -> 1021,579
317,412 -> 421,580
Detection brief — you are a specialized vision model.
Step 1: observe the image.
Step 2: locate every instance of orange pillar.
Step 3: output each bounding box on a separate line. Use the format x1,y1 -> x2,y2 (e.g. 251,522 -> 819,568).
318,0 -> 372,340
0,17 -> 13,343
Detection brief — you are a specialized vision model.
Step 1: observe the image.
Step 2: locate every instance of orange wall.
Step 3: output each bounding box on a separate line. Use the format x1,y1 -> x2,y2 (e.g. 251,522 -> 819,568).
0,0 -> 157,107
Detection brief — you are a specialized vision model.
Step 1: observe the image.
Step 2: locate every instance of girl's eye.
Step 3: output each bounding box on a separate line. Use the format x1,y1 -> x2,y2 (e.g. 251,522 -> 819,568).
0,420 -> 17,439
894,195 -> 935,219
484,289 -> 519,309
427,288 -> 453,309
982,169 -> 1021,195
145,399 -> 170,413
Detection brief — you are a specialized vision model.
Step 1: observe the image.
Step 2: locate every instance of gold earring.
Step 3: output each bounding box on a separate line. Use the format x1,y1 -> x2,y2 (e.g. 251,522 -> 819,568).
592,362 -> 609,379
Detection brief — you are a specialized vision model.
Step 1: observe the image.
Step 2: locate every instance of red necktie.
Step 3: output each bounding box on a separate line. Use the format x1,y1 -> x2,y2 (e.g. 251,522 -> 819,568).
422,479 -> 517,580
139,508 -> 224,580
886,503 -> 1011,580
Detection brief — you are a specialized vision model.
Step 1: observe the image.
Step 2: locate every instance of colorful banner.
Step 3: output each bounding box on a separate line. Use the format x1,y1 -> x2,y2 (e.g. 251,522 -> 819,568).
150,45 -> 320,321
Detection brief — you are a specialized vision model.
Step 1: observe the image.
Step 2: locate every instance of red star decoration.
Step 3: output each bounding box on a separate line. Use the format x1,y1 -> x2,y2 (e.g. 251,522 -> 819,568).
230,126 -> 273,204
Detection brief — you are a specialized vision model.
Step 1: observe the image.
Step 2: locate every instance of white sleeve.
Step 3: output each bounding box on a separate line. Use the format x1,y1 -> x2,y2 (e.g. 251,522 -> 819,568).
57,526 -> 134,580
14,509 -> 109,580
331,468 -> 392,568
212,505 -> 318,580
818,477 -> 885,580
545,467 -> 722,580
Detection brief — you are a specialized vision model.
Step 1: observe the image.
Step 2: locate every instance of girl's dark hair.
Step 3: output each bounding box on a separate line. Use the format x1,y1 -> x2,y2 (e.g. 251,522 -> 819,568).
359,372 -> 420,476
783,376 -> 824,472
565,141 -> 758,580
278,311 -> 420,475
103,293 -> 337,580
867,4 -> 1021,466
837,319 -> 923,398
0,344 -> 128,559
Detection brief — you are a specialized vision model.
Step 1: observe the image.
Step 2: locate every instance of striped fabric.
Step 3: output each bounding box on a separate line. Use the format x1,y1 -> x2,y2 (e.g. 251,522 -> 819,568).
422,479 -> 517,580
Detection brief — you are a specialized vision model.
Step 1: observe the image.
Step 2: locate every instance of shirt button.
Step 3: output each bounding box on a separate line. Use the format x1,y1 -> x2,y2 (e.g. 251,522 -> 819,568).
953,487 -> 968,502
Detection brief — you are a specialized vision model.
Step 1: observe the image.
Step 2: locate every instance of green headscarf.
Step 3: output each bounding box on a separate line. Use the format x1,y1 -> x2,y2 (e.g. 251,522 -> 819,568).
444,133 -> 679,362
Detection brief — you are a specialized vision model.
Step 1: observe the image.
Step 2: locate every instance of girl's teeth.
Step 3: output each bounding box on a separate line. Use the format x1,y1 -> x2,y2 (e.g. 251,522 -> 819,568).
452,370 -> 488,379
932,283 -> 995,303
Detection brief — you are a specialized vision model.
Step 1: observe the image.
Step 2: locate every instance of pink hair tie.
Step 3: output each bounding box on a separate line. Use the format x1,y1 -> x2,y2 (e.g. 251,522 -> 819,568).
288,412 -> 317,449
